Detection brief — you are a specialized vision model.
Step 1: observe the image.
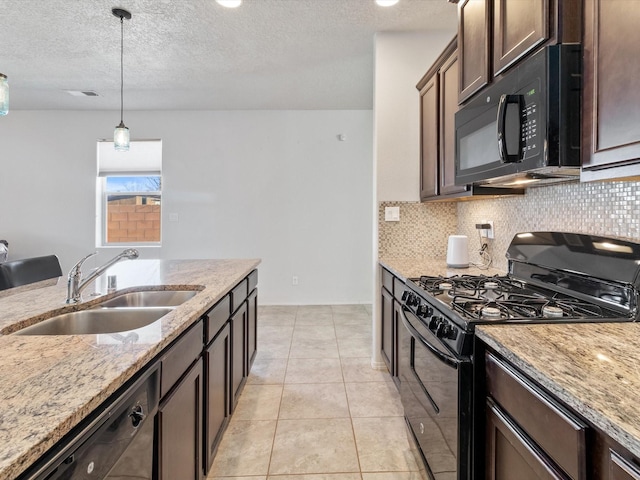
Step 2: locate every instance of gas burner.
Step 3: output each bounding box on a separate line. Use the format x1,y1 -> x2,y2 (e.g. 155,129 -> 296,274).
542,305 -> 564,318
439,282 -> 453,291
481,306 -> 502,319
483,281 -> 500,290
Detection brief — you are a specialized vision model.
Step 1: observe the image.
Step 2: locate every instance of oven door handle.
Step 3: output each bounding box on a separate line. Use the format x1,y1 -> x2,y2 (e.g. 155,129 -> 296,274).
401,306 -> 460,369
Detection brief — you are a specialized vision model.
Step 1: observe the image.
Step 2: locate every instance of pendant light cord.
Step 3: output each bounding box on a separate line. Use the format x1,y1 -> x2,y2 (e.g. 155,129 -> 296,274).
120,15 -> 124,124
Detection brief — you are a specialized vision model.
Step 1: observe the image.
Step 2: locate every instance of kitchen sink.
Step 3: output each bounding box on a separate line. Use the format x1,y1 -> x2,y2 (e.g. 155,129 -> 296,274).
13,307 -> 174,335
97,290 -> 198,308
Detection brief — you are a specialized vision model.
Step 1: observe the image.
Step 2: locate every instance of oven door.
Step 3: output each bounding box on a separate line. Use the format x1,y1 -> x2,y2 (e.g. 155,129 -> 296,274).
399,306 -> 472,480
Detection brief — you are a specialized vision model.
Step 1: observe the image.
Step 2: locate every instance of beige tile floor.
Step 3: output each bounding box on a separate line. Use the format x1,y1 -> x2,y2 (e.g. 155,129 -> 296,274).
207,305 -> 422,480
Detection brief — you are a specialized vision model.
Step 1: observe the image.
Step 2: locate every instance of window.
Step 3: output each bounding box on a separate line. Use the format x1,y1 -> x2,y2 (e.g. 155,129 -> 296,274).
97,140 -> 162,246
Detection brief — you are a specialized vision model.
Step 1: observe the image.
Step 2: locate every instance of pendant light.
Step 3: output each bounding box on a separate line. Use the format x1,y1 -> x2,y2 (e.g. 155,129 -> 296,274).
0,73 -> 8,116
112,8 -> 132,151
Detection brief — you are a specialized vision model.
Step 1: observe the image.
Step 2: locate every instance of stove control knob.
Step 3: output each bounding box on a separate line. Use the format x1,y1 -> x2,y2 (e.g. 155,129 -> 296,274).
416,304 -> 432,318
435,321 -> 447,338
428,316 -> 441,330
401,291 -> 409,301
408,294 -> 419,307
442,324 -> 458,340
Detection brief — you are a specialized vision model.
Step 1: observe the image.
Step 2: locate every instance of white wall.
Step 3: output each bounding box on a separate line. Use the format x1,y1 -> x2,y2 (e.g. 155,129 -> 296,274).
0,110 -> 373,305
374,31 -> 456,202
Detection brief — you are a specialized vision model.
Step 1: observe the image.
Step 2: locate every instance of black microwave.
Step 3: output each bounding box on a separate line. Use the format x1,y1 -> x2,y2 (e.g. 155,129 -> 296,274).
454,44 -> 582,188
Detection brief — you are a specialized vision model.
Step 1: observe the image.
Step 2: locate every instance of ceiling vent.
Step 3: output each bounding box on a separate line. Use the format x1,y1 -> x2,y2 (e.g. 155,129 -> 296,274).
66,90 -> 99,97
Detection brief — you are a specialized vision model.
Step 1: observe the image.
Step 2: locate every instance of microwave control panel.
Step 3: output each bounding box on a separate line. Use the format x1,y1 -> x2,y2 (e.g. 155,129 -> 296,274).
520,82 -> 540,159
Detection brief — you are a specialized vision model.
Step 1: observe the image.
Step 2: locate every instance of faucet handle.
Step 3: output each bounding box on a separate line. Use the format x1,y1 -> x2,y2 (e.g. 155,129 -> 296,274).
69,252 -> 97,276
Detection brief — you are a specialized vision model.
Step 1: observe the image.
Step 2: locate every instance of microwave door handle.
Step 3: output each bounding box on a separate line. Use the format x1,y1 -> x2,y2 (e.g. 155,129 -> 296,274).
497,94 -> 524,163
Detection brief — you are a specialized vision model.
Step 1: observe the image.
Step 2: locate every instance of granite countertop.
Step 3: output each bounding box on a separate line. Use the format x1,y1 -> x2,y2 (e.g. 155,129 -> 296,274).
379,256 -> 505,281
0,258 -> 260,480
477,322 -> 640,459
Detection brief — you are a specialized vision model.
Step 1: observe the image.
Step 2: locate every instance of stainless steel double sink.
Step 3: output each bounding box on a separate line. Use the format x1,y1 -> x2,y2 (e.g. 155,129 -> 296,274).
14,290 -> 198,336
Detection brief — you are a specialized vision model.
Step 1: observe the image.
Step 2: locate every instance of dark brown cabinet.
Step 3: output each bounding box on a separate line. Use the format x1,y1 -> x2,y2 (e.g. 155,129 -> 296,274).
247,288 -> 258,369
158,358 -> 204,480
609,450 -> 640,480
457,0 -> 580,103
485,398 -> 566,480
458,0 -> 490,102
204,322 -> 230,472
417,38 -> 468,201
581,0 -> 640,181
492,0 -> 549,75
380,267 -> 402,387
230,301 -> 247,410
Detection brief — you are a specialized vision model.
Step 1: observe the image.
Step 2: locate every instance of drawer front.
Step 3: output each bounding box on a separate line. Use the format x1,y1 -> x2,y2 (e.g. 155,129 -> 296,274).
382,268 -> 393,293
485,352 -> 587,480
248,269 -> 258,293
161,320 -> 204,398
393,277 -> 405,301
610,450 -> 640,480
205,295 -> 230,344
231,278 -> 248,313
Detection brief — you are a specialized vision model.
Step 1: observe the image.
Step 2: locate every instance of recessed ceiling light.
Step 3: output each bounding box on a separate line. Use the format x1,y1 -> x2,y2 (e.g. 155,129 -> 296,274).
376,0 -> 400,6
216,0 -> 242,7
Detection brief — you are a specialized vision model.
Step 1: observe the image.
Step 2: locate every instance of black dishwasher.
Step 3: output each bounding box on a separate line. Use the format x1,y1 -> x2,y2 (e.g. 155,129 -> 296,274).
19,365 -> 159,480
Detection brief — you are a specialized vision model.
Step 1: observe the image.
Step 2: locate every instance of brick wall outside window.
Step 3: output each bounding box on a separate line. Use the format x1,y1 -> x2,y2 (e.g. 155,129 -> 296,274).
107,204 -> 161,243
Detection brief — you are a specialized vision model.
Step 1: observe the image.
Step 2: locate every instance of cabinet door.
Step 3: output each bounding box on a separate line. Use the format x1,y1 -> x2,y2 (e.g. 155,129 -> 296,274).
204,323 -> 230,473
493,0 -> 549,75
230,302 -> 247,410
610,450 -> 640,480
485,400 -> 567,480
391,298 -> 402,387
381,287 -> 393,373
158,358 -> 203,480
581,0 -> 640,177
459,0 -> 490,102
419,75 -> 439,200
439,51 -> 466,195
247,289 -> 258,369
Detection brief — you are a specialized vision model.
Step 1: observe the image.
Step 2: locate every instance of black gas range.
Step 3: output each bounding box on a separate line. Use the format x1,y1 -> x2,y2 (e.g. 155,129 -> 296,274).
398,232 -> 640,480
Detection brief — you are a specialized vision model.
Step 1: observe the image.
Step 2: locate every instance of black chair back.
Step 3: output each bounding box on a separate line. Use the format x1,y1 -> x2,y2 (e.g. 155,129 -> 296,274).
0,255 -> 63,290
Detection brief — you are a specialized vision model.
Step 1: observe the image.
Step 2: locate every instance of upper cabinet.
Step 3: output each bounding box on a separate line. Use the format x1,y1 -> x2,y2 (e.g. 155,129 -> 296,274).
580,0 -> 640,182
418,38 -> 468,201
458,0 -> 581,104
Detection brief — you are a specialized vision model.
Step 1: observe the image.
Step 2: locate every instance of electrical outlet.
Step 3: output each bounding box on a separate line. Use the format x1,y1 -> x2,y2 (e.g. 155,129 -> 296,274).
292,276 -> 299,286
481,220 -> 495,239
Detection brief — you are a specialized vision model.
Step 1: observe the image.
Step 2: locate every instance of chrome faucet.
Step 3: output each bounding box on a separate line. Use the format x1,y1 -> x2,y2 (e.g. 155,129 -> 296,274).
66,249 -> 139,304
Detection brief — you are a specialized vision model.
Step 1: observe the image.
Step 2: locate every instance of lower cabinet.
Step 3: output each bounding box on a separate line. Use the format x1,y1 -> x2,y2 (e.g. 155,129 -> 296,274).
204,322 -> 231,472
380,267 -> 403,387
230,301 -> 247,411
157,358 -> 204,480
478,344 -> 640,480
154,269 -> 258,479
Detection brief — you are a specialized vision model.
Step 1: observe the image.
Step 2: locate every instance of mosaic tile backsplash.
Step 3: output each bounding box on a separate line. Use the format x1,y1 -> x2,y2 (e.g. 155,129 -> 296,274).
378,201 -> 457,258
378,180 -> 640,272
457,180 -> 640,271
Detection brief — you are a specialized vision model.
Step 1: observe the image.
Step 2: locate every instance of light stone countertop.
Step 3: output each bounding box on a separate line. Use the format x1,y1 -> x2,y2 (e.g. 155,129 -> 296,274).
0,258 -> 260,480
477,322 -> 640,459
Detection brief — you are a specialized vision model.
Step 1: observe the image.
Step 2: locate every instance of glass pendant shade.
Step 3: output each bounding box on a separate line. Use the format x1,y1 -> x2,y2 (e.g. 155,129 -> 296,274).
0,74 -> 8,116
114,121 -> 130,151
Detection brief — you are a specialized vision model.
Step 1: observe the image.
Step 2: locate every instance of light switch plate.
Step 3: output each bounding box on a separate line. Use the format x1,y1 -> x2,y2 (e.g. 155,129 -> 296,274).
385,206 -> 400,222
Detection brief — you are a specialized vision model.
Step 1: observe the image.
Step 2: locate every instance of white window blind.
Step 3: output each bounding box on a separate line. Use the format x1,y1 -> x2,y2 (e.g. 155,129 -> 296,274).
97,140 -> 162,176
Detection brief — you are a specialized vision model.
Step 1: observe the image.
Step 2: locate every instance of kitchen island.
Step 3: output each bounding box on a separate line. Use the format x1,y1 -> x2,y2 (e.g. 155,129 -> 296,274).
0,258 -> 259,480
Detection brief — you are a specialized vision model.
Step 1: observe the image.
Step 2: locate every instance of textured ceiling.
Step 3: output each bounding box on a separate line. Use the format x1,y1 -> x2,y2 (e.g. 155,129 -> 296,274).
1,0 -> 457,110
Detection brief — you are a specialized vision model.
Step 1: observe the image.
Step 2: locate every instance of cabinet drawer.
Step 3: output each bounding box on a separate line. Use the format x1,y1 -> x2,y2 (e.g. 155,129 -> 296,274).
485,352 -> 587,480
161,320 -> 204,398
205,295 -> 230,344
610,450 -> 640,480
393,277 -> 405,301
382,268 -> 393,293
231,278 -> 248,313
248,269 -> 258,293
